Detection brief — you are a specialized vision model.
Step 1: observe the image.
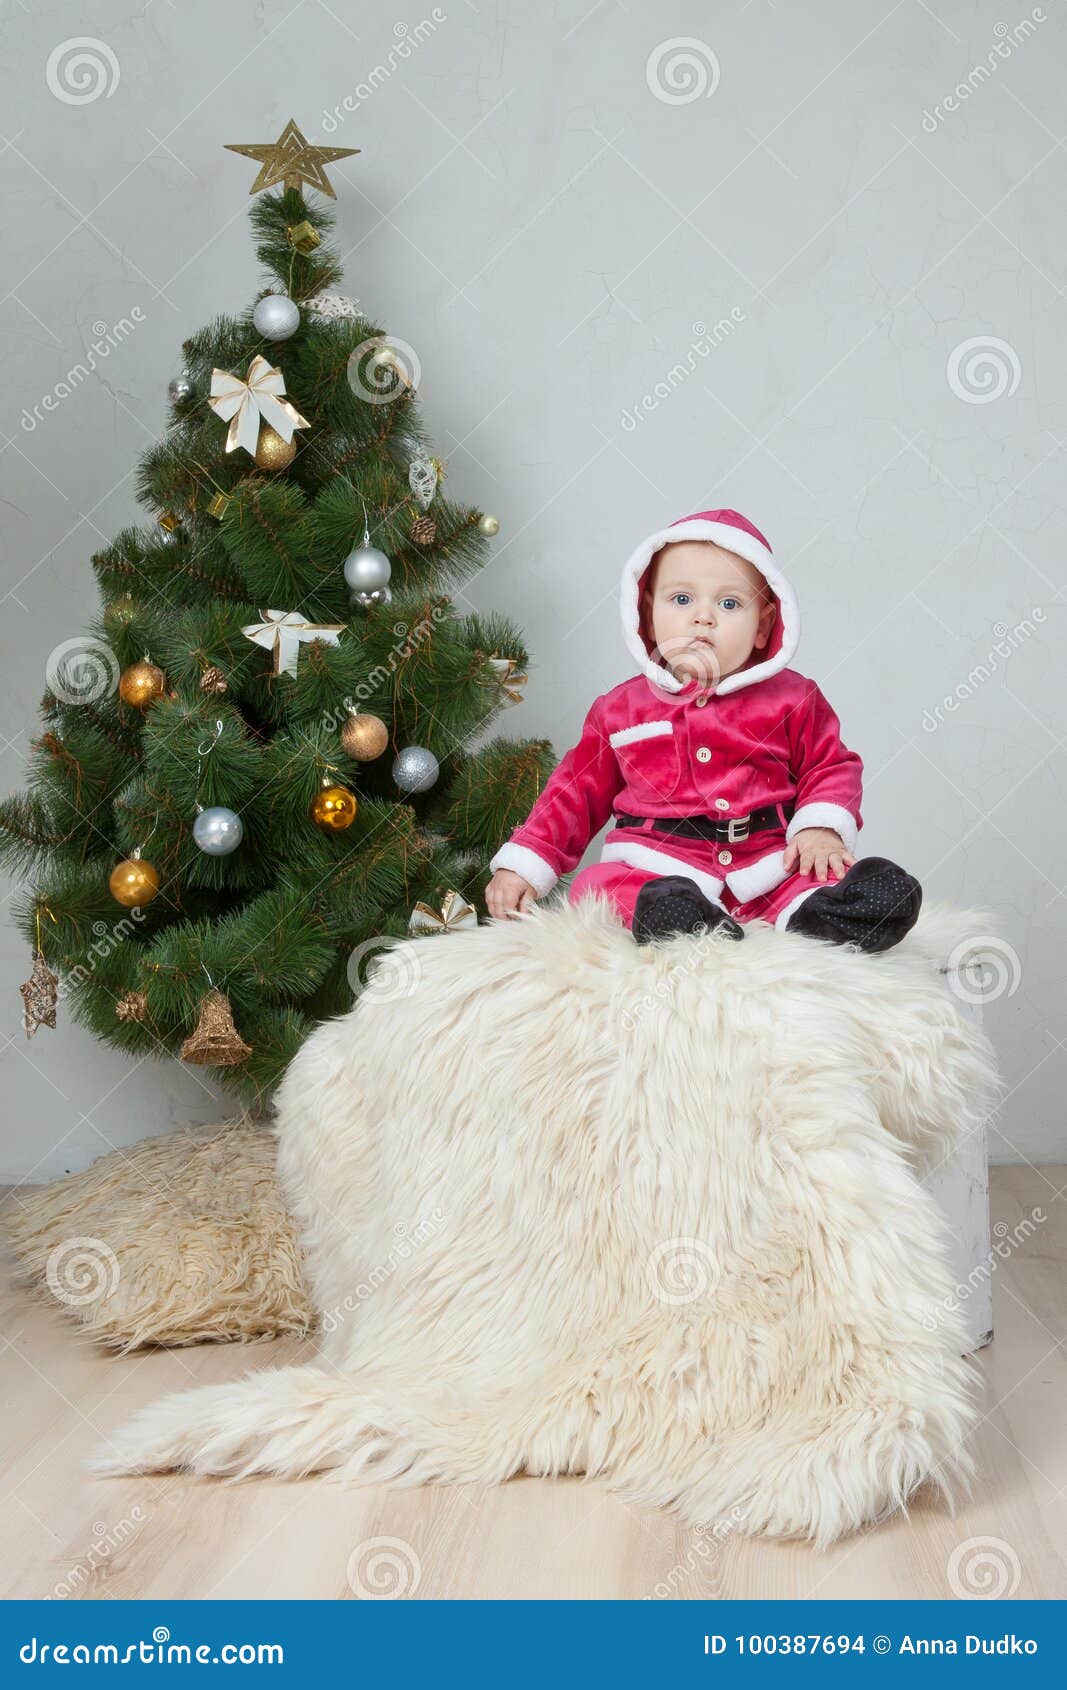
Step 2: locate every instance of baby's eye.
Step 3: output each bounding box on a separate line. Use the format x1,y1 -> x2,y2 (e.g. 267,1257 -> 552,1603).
718,596 -> 742,611
670,592 -> 692,606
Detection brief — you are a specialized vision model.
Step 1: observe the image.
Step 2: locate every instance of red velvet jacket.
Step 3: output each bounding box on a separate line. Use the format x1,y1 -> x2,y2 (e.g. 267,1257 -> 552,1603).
489,510 -> 863,902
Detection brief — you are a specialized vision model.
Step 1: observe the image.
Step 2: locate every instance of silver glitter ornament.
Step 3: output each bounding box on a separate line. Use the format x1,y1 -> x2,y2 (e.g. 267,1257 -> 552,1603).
192,805 -> 244,856
252,294 -> 300,341
168,371 -> 195,403
393,745 -> 439,794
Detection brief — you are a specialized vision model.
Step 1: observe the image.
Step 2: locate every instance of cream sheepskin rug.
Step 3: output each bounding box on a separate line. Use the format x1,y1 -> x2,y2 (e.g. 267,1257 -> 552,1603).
88,894 -> 1001,1548
3,1121 -> 311,1351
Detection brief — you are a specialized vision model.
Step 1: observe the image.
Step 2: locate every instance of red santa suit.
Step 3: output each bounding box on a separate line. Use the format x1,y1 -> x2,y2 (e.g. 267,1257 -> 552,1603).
489,508 -> 864,933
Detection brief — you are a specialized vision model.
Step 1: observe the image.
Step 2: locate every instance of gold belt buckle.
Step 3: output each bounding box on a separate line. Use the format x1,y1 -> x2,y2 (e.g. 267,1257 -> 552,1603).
726,814 -> 750,842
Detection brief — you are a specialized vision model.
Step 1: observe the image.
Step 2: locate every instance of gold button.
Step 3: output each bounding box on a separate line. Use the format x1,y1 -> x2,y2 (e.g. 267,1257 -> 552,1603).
695,746 -> 712,763
717,849 -> 732,865
714,798 -> 729,810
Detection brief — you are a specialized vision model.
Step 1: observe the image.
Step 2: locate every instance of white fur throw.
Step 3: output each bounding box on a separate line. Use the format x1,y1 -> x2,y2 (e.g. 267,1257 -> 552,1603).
89,894 -> 1001,1548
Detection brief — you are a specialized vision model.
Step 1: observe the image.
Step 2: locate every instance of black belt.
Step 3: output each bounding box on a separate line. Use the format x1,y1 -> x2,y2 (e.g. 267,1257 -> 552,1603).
611,801 -> 793,844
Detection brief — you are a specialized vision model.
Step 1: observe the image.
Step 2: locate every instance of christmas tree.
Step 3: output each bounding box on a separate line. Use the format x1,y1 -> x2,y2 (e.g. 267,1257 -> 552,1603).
3,122 -> 554,1101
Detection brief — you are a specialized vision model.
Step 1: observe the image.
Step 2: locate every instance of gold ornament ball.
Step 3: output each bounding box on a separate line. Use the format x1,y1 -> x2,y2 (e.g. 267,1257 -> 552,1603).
109,858 -> 161,908
477,513 -> 500,537
255,425 -> 298,470
104,599 -> 136,631
340,713 -> 389,761
311,783 -> 358,831
119,660 -> 166,709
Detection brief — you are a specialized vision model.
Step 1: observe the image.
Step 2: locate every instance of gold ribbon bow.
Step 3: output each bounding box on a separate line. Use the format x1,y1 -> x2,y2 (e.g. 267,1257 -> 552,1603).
209,354 -> 310,458
408,890 -> 479,936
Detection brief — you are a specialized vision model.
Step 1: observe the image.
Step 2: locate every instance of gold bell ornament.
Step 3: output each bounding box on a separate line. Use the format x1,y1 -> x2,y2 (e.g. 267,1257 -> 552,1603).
180,972 -> 252,1068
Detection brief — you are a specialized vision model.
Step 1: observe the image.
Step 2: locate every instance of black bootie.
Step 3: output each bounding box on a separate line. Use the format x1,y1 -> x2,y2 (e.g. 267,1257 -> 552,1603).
785,856 -> 922,953
631,874 -> 744,946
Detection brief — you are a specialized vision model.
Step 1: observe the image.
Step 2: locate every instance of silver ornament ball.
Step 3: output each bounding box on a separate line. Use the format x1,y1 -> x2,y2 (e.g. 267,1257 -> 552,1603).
393,745 -> 439,794
477,513 -> 500,537
253,294 -> 301,341
343,543 -> 392,593
168,372 -> 195,403
192,805 -> 244,856
351,585 -> 392,609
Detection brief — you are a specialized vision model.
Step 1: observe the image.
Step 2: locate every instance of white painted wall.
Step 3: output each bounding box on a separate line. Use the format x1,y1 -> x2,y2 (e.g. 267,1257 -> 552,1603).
2,0 -> 1063,1177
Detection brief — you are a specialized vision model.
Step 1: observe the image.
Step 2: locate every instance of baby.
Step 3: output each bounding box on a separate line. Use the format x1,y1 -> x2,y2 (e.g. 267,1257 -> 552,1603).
486,507 -> 921,951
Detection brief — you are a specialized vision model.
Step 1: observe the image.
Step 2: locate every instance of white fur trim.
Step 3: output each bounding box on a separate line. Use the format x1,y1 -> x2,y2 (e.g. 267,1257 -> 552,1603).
489,842 -> 559,897
785,804 -> 859,857
609,720 -> 674,749
776,885 -> 822,931
599,838 -> 725,903
619,518 -> 800,695
724,848 -> 789,903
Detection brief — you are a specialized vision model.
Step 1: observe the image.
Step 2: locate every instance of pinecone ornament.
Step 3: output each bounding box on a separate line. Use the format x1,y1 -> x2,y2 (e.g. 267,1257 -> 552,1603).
199,664 -> 229,696
411,515 -> 437,546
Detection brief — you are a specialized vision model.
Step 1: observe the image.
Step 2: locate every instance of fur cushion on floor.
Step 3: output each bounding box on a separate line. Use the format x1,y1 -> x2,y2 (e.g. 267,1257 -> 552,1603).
3,1121 -> 312,1351
87,894 -> 1001,1548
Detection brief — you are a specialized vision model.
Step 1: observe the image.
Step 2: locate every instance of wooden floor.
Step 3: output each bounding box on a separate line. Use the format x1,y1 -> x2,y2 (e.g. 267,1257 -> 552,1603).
2,1165 -> 1065,1601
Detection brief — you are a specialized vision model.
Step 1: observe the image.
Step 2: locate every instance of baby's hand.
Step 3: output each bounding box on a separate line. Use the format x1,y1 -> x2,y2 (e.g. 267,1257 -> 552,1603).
486,868 -> 539,919
782,827 -> 856,883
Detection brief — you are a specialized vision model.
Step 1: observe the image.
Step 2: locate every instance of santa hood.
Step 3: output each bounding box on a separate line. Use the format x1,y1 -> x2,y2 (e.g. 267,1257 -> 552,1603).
619,508 -> 799,695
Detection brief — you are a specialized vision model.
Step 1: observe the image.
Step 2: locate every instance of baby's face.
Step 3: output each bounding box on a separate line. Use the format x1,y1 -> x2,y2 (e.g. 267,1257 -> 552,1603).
642,541 -> 775,686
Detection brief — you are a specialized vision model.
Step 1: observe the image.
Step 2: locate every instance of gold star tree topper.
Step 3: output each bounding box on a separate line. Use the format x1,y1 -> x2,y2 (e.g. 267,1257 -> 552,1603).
225,119 -> 359,200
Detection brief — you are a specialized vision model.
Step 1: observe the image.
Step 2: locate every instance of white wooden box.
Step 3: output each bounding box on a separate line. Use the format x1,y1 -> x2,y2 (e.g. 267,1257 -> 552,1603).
922,981 -> 993,1355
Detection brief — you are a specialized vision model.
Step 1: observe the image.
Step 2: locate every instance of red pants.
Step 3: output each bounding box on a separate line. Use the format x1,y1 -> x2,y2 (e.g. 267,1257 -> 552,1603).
568,858 -> 831,931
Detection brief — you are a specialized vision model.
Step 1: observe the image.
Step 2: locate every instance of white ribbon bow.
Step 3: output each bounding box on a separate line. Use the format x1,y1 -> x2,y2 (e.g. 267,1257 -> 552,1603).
242,609 -> 345,677
209,355 -> 310,457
